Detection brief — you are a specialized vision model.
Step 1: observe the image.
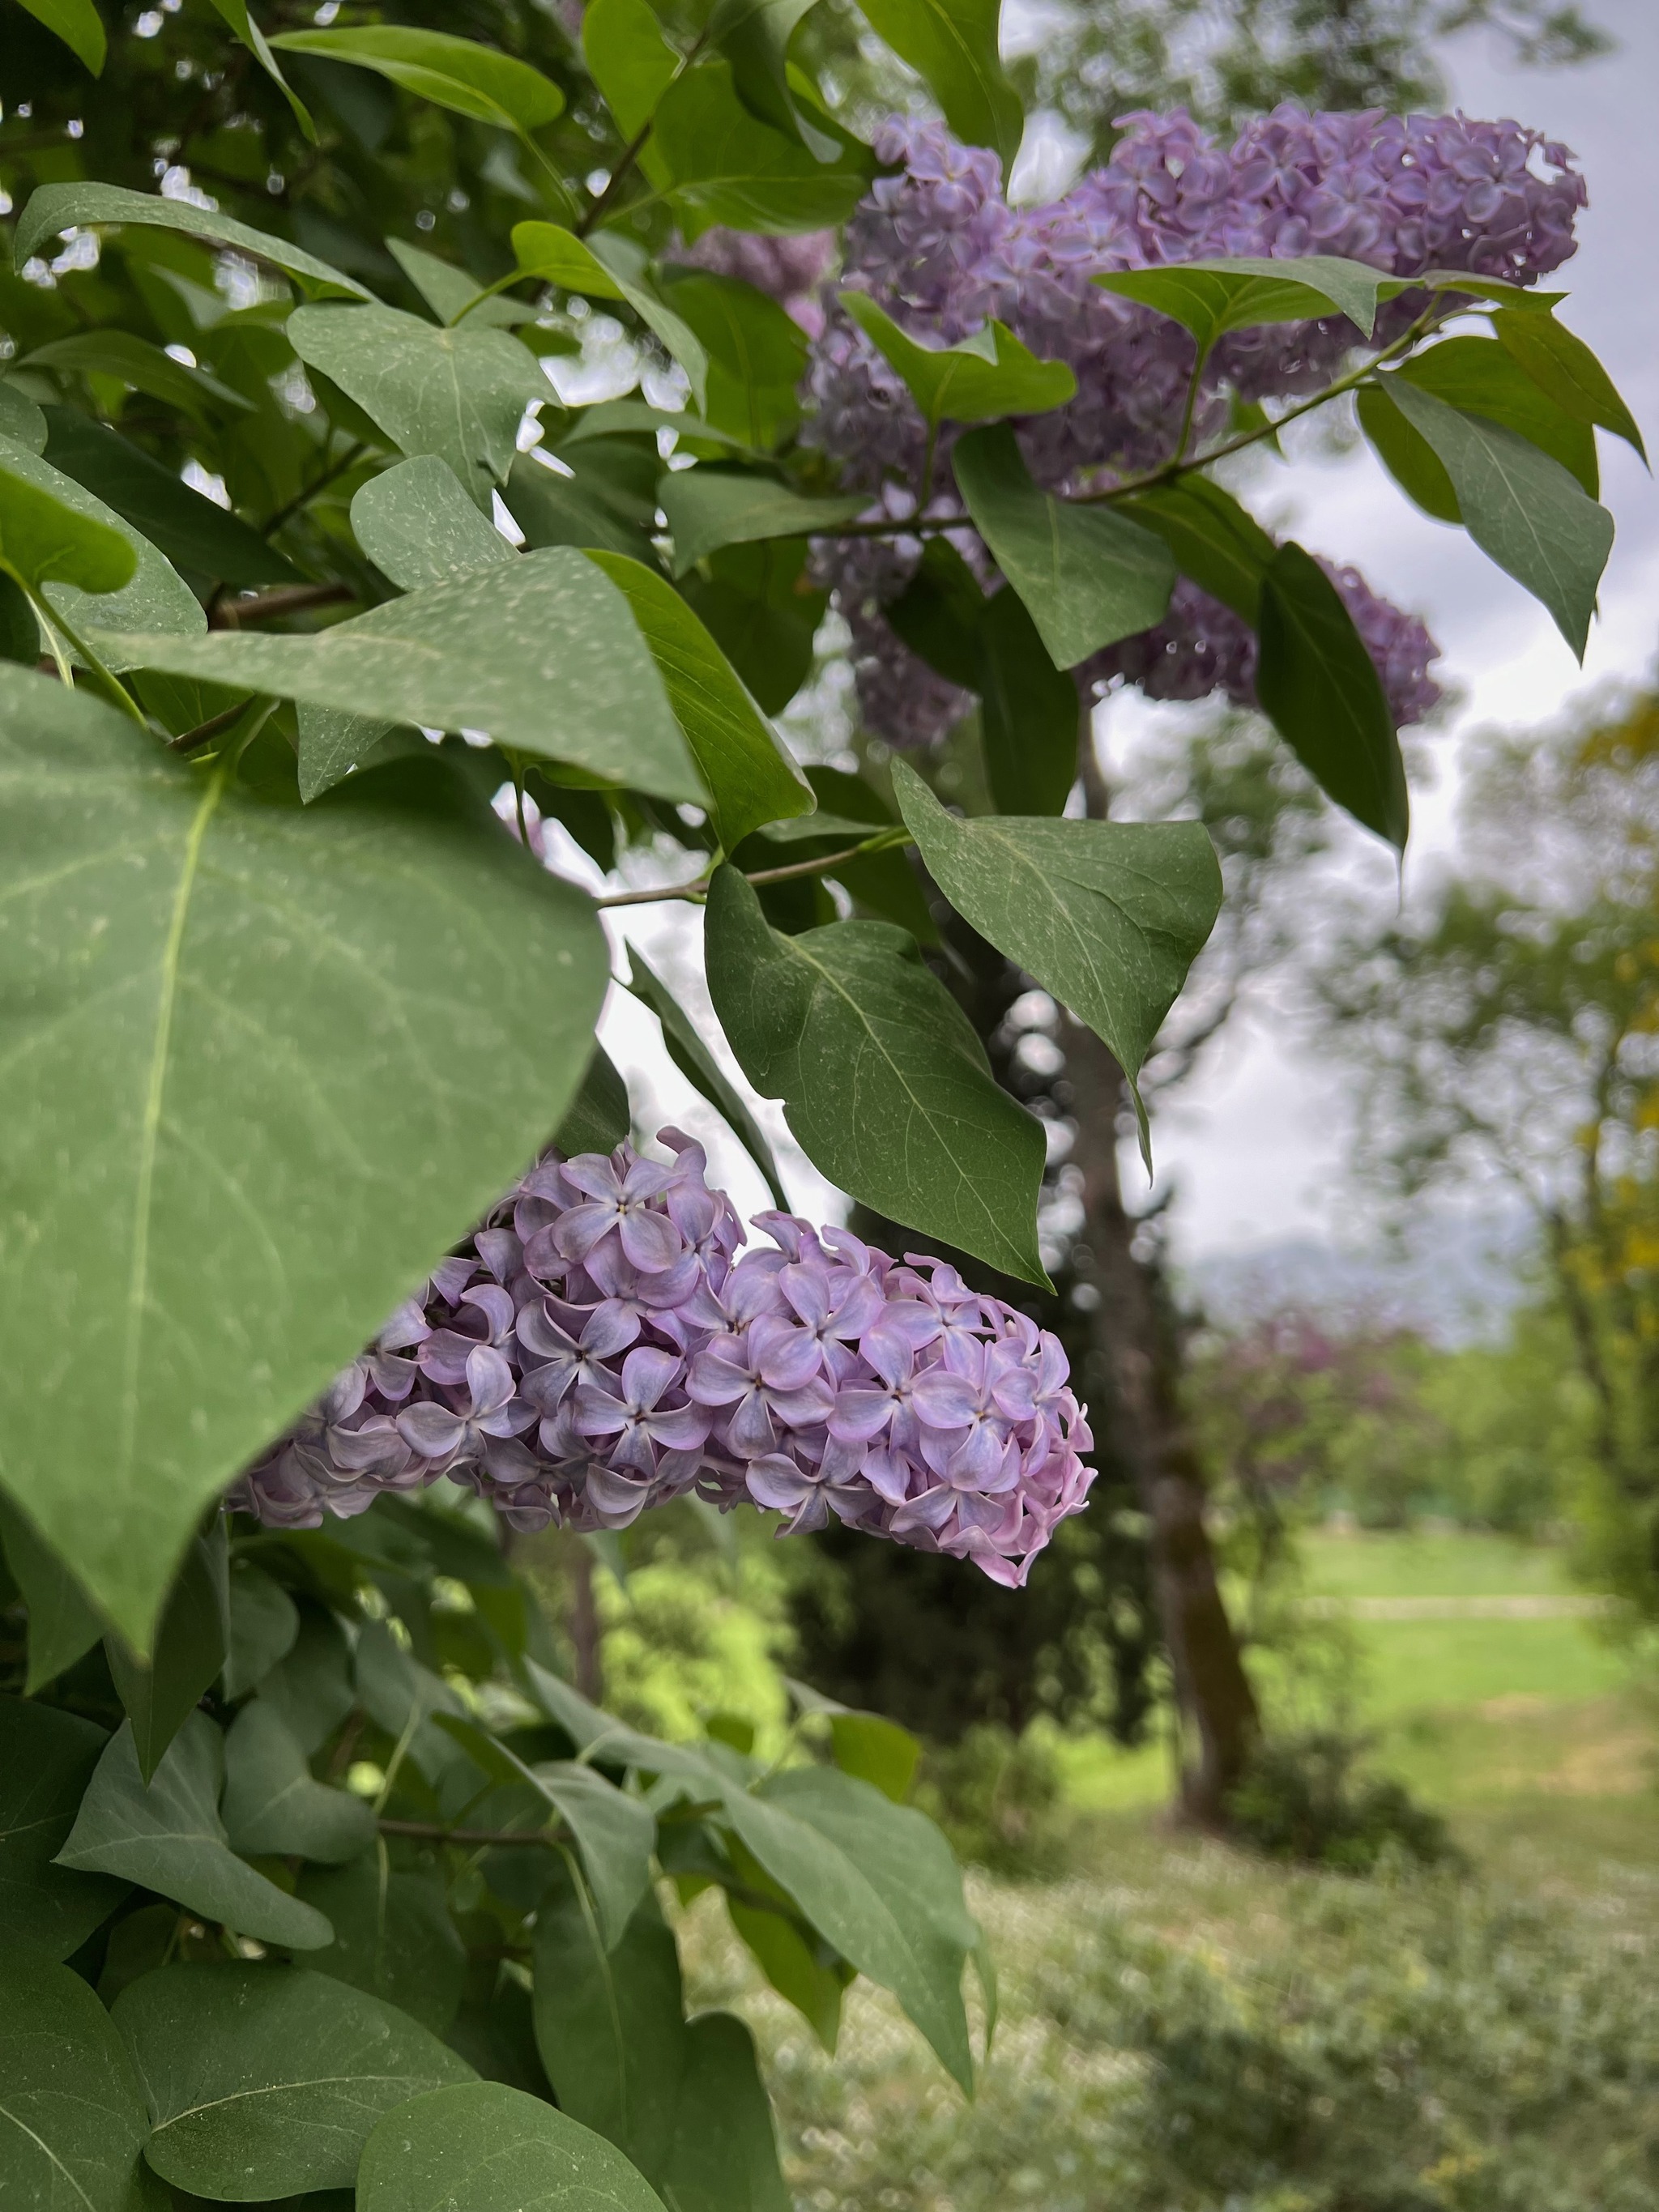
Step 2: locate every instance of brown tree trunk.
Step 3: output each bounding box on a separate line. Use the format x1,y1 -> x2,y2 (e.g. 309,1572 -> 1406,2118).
1064,1013 -> 1260,1826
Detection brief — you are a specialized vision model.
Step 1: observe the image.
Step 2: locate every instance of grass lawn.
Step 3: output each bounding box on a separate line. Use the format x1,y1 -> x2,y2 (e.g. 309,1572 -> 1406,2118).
1057,1527 -> 1655,1813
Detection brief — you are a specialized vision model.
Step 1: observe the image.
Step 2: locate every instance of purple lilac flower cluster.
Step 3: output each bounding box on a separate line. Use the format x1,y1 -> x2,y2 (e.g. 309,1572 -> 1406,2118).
668,225 -> 838,335
1082,559 -> 1443,727
805,105 -> 1583,748
234,1133 -> 1092,1588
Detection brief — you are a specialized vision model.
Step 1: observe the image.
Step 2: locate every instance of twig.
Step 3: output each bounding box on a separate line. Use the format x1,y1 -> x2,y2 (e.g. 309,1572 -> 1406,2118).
591,830 -> 912,910
168,698 -> 254,752
212,581 -> 356,627
260,441 -> 367,541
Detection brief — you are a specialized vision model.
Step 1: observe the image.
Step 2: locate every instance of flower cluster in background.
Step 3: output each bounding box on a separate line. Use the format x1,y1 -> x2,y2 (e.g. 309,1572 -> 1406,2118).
791,104 -> 1585,750
236,1135 -> 1092,1588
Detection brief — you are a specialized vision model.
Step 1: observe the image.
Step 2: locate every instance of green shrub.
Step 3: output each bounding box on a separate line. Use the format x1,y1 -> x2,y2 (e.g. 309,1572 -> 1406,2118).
1226,1728 -> 1457,1873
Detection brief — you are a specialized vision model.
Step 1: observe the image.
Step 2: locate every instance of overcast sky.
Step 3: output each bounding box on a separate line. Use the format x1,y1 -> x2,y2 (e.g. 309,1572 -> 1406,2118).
586,1 -> 1659,1261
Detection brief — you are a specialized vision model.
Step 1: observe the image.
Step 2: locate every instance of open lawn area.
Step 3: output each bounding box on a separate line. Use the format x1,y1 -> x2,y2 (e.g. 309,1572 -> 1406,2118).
1056,1528 -> 1657,1813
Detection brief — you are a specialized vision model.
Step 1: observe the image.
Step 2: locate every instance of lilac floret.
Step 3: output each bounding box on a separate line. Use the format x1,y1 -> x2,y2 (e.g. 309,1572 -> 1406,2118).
232,1132 -> 1094,1588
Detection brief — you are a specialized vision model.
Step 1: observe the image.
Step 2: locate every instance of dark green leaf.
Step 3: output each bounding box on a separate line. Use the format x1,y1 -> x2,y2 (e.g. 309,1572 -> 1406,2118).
0,449 -> 136,595
1397,334 -> 1598,494
828,1712 -> 920,1803
113,1964 -> 475,2197
0,1964 -> 149,2212
556,1043 -> 631,1155
1493,308 -> 1647,462
288,306 -> 550,509
679,538 -> 825,714
0,669 -> 608,1649
705,866 -> 1047,1282
0,1491 -> 104,1693
15,0 -> 106,73
625,945 -> 789,1208
0,1698 -> 127,1964
355,1619 -> 471,1786
22,331 -> 253,420
800,763 -> 937,944
505,441 -> 660,562
892,761 -> 1222,1158
1379,373 -> 1614,660
207,0 -> 316,139
582,0 -> 680,140
652,62 -> 876,236
0,442 -> 203,663
92,548 -> 703,804
351,455 -> 516,590
953,424 -> 1175,667
1120,475 -> 1275,622
1355,381 -> 1461,523
1256,539 -> 1410,848
1096,252 -> 1388,348
658,2013 -> 789,2212
657,270 -> 808,451
358,2080 -> 666,2212
222,1560 -> 300,1701
0,382 -> 48,454
255,1605 -> 355,1756
726,1877 -> 849,2048
706,0 -> 836,159
386,240 -> 543,335
106,1528 -> 231,1784
851,0 -> 1021,166
220,1702 -> 377,1862
842,294 -> 1075,428
534,1884 -> 687,2183
297,1854 -> 467,2035
585,550 -> 812,848
659,467 -> 866,574
530,1762 -> 656,1953
511,225 -> 709,412
269,27 -> 565,134
14,184 -> 371,302
978,584 -> 1080,816
41,408 -> 300,588
717,1763 -> 975,2090
56,1714 -> 335,1950
0,572 -> 36,666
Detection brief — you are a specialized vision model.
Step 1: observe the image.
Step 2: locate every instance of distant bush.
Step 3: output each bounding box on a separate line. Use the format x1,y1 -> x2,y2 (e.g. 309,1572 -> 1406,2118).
1226,1728 -> 1457,1873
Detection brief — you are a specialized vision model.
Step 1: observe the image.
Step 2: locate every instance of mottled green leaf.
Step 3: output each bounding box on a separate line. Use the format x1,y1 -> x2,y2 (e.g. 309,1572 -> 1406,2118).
113,1965 -> 475,2197
953,424 -> 1174,667
851,0 -> 1021,166
0,1699 -> 127,1965
0,669 -> 608,1647
659,467 -> 866,575
0,1965 -> 148,2212
57,1715 -> 335,1950
1255,540 -> 1410,847
1380,373 -> 1614,660
842,294 -> 1075,428
298,1854 -> 467,2035
893,761 -> 1222,1157
359,2081 -> 665,2212
14,184 -> 371,301
351,454 -> 515,590
221,1702 -> 377,1862
289,305 -> 549,509
705,867 -> 1046,1281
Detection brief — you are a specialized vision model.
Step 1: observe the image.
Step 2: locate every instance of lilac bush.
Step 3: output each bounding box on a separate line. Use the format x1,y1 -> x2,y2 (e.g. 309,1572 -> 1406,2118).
804,104 -> 1585,747
237,1133 -> 1092,1588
